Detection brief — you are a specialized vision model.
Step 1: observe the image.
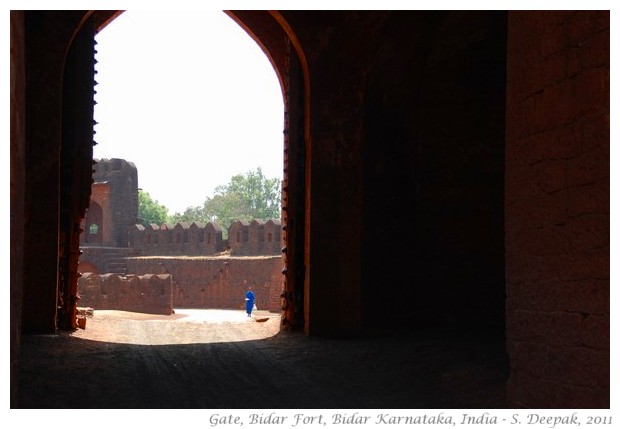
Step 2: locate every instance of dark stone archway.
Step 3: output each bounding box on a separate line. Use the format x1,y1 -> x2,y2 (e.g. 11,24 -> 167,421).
11,10 -> 609,408
83,201 -> 103,244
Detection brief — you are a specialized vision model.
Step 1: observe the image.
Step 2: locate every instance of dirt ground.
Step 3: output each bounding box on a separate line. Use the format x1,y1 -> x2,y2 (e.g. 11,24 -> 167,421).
16,309 -> 509,409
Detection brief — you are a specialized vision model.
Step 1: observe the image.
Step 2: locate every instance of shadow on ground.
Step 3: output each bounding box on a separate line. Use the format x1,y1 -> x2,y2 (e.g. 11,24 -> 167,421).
17,325 -> 508,409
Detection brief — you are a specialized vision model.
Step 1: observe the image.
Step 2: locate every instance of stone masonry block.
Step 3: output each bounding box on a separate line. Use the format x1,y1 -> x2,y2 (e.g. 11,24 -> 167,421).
566,180 -> 609,218
566,213 -> 609,252
507,278 -> 609,316
506,310 -> 583,347
547,346 -> 609,388
565,145 -> 609,188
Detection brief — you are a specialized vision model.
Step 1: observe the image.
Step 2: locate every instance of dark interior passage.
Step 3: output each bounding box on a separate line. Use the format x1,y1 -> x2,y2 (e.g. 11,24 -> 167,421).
10,10 -> 609,409
361,11 -> 507,332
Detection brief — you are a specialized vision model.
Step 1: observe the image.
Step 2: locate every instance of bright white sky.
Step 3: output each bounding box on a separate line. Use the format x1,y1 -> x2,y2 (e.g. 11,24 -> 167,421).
93,10 -> 284,215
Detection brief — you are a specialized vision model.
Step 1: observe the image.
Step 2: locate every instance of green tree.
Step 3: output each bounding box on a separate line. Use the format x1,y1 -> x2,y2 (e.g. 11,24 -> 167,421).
171,167 -> 281,238
170,205 -> 210,224
216,167 -> 281,220
138,190 -> 170,227
206,167 -> 281,228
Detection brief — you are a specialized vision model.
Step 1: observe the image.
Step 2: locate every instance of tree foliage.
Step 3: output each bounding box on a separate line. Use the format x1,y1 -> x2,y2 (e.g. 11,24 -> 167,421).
138,190 -> 170,227
170,167 -> 281,237
171,205 -> 209,224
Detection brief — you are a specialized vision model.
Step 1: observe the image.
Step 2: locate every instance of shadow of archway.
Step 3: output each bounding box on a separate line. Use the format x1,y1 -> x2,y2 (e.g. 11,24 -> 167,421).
18,310 -> 508,409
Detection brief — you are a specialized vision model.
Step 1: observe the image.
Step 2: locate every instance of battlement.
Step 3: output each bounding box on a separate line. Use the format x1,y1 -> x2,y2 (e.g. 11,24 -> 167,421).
229,219 -> 282,256
78,272 -> 173,315
93,157 -> 138,177
129,218 -> 282,257
78,158 -> 284,315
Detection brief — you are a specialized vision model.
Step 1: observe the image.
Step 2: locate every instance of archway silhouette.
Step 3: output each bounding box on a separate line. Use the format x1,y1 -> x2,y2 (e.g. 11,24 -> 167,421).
69,10 -> 310,332
83,201 -> 103,244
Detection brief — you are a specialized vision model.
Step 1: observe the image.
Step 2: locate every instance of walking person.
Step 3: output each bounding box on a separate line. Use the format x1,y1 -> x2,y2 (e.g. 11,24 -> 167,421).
245,284 -> 256,317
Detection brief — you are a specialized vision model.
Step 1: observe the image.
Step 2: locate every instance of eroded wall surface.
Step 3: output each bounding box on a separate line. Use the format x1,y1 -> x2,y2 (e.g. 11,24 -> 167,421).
126,256 -> 283,311
10,10 -> 26,409
505,11 -> 610,408
78,273 -> 173,315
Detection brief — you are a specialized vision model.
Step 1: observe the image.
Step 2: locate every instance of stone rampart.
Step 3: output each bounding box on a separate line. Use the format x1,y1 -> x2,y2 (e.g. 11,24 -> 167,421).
229,219 -> 282,256
78,273 -> 173,315
129,219 -> 282,257
80,158 -> 139,248
126,256 -> 283,312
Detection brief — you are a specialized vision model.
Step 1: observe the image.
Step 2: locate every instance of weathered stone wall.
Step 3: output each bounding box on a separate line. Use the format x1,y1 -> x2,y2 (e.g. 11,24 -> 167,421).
81,182 -> 110,244
278,11 -> 509,336
126,256 -> 284,312
130,219 -> 282,257
78,273 -> 174,315
230,219 -> 282,256
10,10 -> 26,409
21,11 -> 89,335
130,221 -> 226,256
80,158 -> 138,247
360,11 -> 508,331
79,246 -> 137,274
505,11 -> 609,408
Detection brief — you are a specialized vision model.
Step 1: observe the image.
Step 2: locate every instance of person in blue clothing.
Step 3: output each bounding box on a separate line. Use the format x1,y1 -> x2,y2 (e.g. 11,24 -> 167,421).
245,284 -> 256,317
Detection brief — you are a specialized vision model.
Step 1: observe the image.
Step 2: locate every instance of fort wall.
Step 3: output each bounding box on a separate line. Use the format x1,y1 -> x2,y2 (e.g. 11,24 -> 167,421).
80,158 -> 139,248
129,219 -> 282,257
78,273 -> 173,315
77,156 -> 284,315
125,256 -> 283,312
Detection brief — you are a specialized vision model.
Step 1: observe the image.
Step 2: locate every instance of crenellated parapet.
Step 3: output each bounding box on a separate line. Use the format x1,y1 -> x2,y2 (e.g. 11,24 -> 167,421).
230,219 -> 282,256
129,218 -> 282,256
130,221 -> 224,255
78,272 -> 173,315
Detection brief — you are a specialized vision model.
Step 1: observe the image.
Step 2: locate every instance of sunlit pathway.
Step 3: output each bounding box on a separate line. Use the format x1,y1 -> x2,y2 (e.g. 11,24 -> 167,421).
70,308 -> 281,345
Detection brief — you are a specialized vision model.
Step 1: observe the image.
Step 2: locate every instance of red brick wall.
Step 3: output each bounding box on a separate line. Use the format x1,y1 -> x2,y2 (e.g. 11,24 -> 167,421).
79,246 -> 136,274
505,11 -> 609,408
78,273 -> 174,315
126,256 -> 284,312
130,220 -> 282,256
80,158 -> 139,247
10,10 -> 26,408
130,222 -> 226,256
84,182 -> 111,244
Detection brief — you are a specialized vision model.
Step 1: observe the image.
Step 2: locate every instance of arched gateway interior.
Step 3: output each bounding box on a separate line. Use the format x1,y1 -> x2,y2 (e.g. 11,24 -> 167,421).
10,10 -> 609,409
